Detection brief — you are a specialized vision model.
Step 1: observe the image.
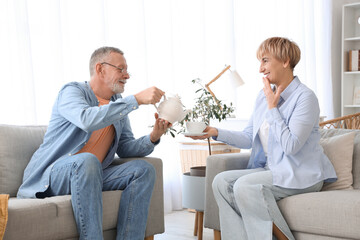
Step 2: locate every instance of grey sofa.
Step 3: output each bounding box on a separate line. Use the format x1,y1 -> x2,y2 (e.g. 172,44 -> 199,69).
204,128 -> 360,240
0,124 -> 165,240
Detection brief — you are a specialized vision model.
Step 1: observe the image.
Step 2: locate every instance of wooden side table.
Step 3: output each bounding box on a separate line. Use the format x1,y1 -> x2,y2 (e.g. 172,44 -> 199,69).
179,140 -> 240,174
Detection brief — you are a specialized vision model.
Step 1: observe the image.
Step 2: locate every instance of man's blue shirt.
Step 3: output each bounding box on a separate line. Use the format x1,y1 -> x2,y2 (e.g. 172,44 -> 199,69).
18,81 -> 157,198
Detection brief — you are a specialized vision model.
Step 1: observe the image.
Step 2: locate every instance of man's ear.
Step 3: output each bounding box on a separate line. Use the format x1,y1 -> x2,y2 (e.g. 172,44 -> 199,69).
95,63 -> 103,75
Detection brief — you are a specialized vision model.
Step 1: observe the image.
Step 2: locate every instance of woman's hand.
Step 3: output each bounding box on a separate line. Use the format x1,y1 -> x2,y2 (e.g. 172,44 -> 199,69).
150,113 -> 172,143
186,126 -> 218,140
263,77 -> 283,109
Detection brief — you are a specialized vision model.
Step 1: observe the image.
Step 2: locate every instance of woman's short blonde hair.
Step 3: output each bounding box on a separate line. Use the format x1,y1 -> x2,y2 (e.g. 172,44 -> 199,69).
256,37 -> 301,70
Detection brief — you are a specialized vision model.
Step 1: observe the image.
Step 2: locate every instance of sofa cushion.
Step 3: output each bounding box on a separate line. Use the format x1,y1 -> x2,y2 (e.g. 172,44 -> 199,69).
278,190 -> 360,239
4,191 -> 121,240
320,132 -> 355,191
0,125 -> 47,197
320,129 -> 360,190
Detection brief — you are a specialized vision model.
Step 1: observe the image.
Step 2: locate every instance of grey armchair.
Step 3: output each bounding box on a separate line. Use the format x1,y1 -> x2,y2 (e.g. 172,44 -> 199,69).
204,128 -> 360,240
204,152 -> 250,239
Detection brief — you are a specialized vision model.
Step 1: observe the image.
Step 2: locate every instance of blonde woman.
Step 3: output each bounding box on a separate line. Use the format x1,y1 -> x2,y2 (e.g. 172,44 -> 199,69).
188,37 -> 337,239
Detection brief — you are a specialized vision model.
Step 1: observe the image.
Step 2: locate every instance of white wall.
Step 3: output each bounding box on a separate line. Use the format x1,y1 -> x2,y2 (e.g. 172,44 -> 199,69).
332,0 -> 360,117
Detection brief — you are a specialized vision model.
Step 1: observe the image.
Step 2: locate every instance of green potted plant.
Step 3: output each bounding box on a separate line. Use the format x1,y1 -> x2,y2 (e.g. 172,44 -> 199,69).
168,78 -> 235,137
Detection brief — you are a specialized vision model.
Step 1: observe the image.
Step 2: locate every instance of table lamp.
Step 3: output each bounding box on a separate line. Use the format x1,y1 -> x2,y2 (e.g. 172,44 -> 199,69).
205,65 -> 244,108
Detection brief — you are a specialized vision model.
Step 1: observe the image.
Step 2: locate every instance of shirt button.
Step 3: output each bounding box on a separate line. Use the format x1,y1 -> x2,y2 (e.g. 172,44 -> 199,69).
120,113 -> 123,116
133,106 -> 137,109
45,185 -> 48,188
68,153 -> 72,156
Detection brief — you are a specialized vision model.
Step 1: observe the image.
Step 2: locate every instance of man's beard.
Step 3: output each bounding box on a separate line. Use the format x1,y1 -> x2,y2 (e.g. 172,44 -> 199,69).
111,81 -> 125,94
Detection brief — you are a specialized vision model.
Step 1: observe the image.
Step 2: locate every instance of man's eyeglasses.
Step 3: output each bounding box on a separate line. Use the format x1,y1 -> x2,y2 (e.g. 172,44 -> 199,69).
101,62 -> 130,75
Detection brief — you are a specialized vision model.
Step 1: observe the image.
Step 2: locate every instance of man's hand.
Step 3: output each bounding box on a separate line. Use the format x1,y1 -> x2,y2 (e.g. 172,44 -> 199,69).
262,77 -> 283,109
150,113 -> 172,143
134,86 -> 165,105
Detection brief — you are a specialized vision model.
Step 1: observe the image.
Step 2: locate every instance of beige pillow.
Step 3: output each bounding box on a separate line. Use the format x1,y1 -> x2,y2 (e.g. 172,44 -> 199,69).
321,132 -> 355,191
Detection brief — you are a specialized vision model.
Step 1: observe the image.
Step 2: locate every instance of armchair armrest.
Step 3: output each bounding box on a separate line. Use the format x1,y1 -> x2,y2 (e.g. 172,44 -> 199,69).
204,152 -> 251,231
112,157 -> 164,237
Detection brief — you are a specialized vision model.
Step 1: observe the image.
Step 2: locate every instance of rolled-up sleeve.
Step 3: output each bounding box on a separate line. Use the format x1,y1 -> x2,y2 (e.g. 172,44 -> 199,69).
57,84 -> 139,132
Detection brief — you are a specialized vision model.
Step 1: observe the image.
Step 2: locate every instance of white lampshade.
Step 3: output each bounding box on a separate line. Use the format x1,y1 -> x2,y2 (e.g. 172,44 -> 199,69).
230,69 -> 245,88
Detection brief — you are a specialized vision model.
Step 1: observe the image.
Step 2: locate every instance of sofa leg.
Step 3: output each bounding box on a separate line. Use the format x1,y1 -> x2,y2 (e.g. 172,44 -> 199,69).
144,236 -> 154,240
214,230 -> 221,240
273,223 -> 288,240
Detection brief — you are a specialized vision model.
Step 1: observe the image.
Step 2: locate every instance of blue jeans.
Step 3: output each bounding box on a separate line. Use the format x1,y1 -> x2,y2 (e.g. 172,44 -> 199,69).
212,168 -> 323,240
44,153 -> 156,240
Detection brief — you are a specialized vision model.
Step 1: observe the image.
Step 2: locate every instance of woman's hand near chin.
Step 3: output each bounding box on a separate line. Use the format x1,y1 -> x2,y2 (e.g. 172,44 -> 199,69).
186,126 -> 218,140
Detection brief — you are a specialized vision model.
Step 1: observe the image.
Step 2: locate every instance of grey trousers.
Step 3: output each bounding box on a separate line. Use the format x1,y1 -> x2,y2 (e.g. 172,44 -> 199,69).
212,168 -> 323,240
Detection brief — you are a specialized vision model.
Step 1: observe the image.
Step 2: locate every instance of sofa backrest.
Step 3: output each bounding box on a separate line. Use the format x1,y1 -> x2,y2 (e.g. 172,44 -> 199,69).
0,124 -> 47,197
320,128 -> 360,189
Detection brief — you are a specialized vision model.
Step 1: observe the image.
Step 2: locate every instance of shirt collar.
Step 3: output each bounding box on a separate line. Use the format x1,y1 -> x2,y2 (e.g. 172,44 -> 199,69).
280,76 -> 300,101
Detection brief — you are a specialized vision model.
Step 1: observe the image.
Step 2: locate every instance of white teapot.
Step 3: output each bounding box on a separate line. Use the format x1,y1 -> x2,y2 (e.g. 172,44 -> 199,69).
154,94 -> 191,124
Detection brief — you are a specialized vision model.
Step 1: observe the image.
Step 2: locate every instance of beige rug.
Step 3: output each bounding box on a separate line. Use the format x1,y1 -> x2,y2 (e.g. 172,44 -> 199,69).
0,194 -> 9,240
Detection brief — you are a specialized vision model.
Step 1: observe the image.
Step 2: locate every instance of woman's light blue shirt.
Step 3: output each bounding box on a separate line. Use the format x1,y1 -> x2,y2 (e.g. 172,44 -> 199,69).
216,76 -> 337,189
18,81 -> 157,198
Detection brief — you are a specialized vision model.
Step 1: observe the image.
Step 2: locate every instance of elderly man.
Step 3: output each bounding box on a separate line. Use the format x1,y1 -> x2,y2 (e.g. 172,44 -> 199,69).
18,47 -> 171,240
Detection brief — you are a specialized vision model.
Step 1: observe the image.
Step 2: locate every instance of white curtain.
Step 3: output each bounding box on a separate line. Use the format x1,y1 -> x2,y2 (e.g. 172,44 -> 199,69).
0,0 -> 333,213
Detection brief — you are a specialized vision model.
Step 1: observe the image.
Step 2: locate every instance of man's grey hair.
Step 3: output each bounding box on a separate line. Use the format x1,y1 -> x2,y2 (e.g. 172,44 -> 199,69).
89,47 -> 124,76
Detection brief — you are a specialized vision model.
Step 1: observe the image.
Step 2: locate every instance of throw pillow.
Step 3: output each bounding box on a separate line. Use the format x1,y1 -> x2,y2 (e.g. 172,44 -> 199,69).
321,132 -> 355,191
